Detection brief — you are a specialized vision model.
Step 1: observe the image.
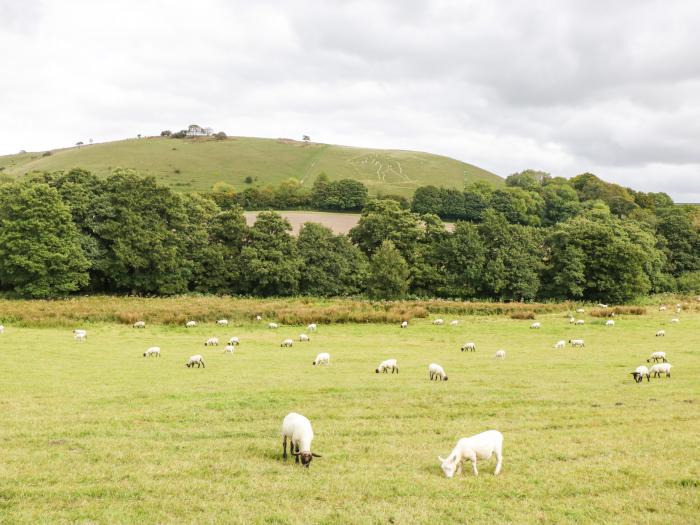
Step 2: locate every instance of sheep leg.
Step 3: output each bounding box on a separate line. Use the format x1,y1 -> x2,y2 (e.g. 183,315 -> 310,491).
294,444 -> 300,464
494,450 -> 503,475
456,461 -> 462,476
282,436 -> 287,460
470,457 -> 478,476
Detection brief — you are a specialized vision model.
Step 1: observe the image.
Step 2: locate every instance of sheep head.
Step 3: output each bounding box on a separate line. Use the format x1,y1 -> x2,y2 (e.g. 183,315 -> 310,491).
438,456 -> 457,478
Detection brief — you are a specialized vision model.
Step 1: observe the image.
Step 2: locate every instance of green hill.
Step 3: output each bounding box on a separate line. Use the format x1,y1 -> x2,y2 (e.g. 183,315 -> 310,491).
0,136 -> 502,196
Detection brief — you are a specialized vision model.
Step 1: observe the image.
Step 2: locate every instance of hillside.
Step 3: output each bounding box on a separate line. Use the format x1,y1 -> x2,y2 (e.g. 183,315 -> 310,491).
0,136 -> 502,196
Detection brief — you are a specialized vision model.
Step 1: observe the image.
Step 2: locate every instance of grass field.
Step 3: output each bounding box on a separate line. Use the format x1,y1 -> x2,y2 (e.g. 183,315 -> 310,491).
0,136 -> 501,197
0,307 -> 698,524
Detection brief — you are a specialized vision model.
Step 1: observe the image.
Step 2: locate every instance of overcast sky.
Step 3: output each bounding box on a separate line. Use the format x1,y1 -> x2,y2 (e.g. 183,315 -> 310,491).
1,0 -> 699,201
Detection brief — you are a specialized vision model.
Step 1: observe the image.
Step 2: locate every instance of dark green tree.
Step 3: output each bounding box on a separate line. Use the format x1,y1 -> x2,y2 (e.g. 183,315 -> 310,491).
349,199 -> 422,260
367,240 -> 410,299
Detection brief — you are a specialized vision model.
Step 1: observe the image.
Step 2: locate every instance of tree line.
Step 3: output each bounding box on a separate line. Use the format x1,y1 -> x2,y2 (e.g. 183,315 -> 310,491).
0,168 -> 697,301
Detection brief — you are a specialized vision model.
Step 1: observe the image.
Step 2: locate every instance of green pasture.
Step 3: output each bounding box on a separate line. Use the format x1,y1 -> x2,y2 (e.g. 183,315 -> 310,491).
0,309 -> 698,523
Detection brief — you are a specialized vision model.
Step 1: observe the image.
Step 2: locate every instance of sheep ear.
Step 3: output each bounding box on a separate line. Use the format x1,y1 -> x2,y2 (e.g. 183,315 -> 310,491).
438,456 -> 446,463
311,453 -> 322,458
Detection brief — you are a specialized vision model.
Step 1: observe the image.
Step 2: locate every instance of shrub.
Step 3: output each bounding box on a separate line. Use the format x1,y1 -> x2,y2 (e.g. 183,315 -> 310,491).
612,306 -> 646,315
510,311 -> 535,320
677,271 -> 700,293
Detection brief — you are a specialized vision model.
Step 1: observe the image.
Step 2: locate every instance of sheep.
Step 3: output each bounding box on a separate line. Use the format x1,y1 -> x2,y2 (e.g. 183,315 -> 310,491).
133,321 -> 146,328
204,337 -> 219,346
185,320 -> 197,328
433,318 -> 445,326
655,330 -> 666,337
554,340 -> 566,349
299,334 -> 310,342
631,365 -> 650,383
659,305 -> 667,311
450,320 -> 459,326
185,355 -> 205,368
568,316 -> 576,324
530,322 -> 541,329
438,430 -> 503,477
223,345 -> 235,353
597,303 -> 609,308
375,359 -> 398,374
494,350 -> 506,359
429,363 -> 448,381
228,336 -> 240,346
575,319 -> 585,325
73,329 -> 87,341
461,342 -> 476,352
143,346 -> 160,357
281,412 -> 321,468
605,320 -> 615,326
569,339 -> 585,348
675,307 -> 681,314
281,338 -> 294,348
0,325 -> 4,334
312,352 -> 330,366
400,321 -> 408,328
576,308 -> 585,313
268,322 -> 279,329
255,315 -> 262,321
217,319 -> 229,326
671,318 -> 680,324
650,363 -> 672,378
647,351 -> 667,363
307,323 -> 317,332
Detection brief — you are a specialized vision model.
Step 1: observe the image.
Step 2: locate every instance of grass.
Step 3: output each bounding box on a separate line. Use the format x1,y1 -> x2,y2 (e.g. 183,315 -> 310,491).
0,136 -> 502,197
0,304 -> 698,523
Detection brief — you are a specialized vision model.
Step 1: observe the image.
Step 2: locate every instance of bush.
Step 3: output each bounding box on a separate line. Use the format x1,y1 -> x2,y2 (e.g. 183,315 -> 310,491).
677,271 -> 700,293
244,176 -> 253,184
510,311 -> 535,320
612,306 -> 646,315
42,151 -> 52,157
214,131 -> 227,140
160,130 -> 172,137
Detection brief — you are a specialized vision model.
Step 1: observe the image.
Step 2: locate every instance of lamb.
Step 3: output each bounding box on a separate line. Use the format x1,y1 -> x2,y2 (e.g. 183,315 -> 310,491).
281,338 -> 294,348
461,342 -> 476,352
530,322 -> 541,329
143,346 -> 160,357
450,320 -> 459,326
186,355 -> 205,368
228,336 -> 240,346
429,363 -> 448,381
375,359 -> 398,373
650,363 -> 672,378
554,340 -> 566,349
307,323 -> 317,332
185,320 -> 197,328
494,350 -> 506,359
655,330 -> 666,337
605,320 -> 615,326
312,352 -> 330,366
575,319 -> 585,325
433,319 -> 445,326
204,337 -> 219,346
133,321 -> 146,328
268,322 -> 279,329
400,321 -> 408,328
299,334 -> 310,342
646,351 -> 667,363
281,412 -> 321,468
217,319 -> 229,326
631,365 -> 650,383
671,318 -> 680,324
438,430 -> 503,477
569,339 -> 585,348
223,345 -> 235,353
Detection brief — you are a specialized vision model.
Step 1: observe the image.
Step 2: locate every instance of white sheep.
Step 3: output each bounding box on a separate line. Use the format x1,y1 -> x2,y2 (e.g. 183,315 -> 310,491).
428,363 -> 448,381
0,325 -> 4,334
438,430 -> 503,477
530,322 -> 541,329
73,329 -> 87,341
186,355 -> 205,368
299,334 -> 310,342
575,319 -> 585,325
494,350 -> 506,359
204,337 -> 219,346
255,315 -> 262,321
375,359 -> 398,374
646,351 -> 667,363
228,336 -> 240,346
568,316 -> 576,324
569,339 -> 585,348
281,412 -> 321,467
597,303 -> 609,308
400,321 -> 408,328
655,330 -> 665,337
576,308 -> 585,313
671,318 -> 680,324
143,346 -> 160,357
307,323 -> 317,332
631,365 -> 650,383
433,319 -> 444,326
223,345 -> 235,353
312,352 -> 330,366
450,320 -> 459,326
650,363 -> 672,378
185,320 -> 197,328
281,338 -> 294,348
268,322 -> 279,329
659,305 -> 667,311
217,319 -> 229,326
605,320 -> 615,326
554,340 -> 565,349
461,342 -> 476,352
133,321 -> 146,328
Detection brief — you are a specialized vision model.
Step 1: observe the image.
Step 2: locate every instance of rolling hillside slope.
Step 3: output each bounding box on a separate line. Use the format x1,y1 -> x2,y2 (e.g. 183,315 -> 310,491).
0,136 -> 502,196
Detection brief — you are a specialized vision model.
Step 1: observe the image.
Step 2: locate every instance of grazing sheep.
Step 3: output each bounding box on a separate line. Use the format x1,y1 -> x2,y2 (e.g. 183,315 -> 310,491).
0,325 -> 4,334
185,320 -> 197,328
650,363 -> 672,378
299,334 -> 310,342
400,321 -> 408,328
597,303 -> 609,308
217,319 -> 229,326
281,338 -> 294,348
228,336 -> 240,346
554,340 -> 566,349
438,430 -> 504,477
255,315 -> 262,321
647,351 -> 667,363
186,355 -> 205,368
204,337 -> 219,346
375,359 -> 399,374
659,305 -> 667,311
73,329 -> 87,341
631,365 -> 650,383
671,318 -> 680,324
143,346 -> 160,357
569,339 -> 585,348
307,323 -> 317,332
606,320 -> 615,326
312,352 -> 330,366
281,412 -> 321,468
576,308 -> 585,313
450,320 -> 459,326
655,330 -> 666,337
575,319 -> 585,325
133,321 -> 146,328
223,345 -> 235,353
494,350 -> 506,359
530,322 -> 541,329
268,322 -> 279,329
568,316 -> 576,324
429,363 -> 448,381
461,342 -> 476,352
433,319 -> 445,326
